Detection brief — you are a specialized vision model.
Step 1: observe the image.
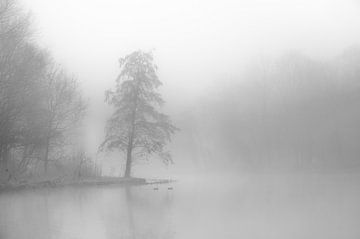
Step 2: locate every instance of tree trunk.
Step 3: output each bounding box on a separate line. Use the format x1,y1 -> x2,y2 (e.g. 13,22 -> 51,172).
124,78 -> 139,178
124,136 -> 133,178
17,145 -> 29,174
44,137 -> 50,174
3,147 -> 9,172
0,146 -> 5,180
2,146 -> 10,182
0,145 -> 3,172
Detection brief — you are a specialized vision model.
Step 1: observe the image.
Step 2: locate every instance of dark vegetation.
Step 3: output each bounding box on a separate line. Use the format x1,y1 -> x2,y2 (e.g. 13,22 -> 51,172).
0,0 -> 89,186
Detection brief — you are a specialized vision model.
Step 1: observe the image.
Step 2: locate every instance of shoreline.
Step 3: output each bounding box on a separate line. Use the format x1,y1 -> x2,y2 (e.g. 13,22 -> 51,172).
0,177 -> 175,193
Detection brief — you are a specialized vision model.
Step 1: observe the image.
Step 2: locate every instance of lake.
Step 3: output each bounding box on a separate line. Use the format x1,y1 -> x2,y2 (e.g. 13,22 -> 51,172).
0,173 -> 359,239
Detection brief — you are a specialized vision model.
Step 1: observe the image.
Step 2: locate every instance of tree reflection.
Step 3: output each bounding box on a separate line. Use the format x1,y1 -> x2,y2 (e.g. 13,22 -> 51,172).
123,186 -> 175,239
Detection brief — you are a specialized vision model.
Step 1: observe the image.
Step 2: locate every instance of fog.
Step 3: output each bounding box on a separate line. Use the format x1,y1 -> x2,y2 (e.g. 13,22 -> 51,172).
1,174 -> 360,239
17,0 -> 360,175
1,0 -> 360,238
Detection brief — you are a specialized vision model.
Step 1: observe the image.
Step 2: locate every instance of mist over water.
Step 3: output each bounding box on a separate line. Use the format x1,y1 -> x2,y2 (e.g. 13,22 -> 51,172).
1,173 -> 360,239
0,0 -> 360,238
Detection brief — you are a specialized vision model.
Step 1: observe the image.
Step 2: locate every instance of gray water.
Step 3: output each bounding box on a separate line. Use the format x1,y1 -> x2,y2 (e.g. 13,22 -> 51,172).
0,173 -> 360,239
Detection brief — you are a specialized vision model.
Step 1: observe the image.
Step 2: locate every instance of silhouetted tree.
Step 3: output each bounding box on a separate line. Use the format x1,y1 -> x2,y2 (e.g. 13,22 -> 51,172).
41,65 -> 86,173
101,50 -> 177,177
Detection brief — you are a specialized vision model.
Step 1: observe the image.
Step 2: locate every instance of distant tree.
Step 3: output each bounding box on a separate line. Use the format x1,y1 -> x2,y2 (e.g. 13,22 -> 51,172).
101,50 -> 177,177
41,65 -> 86,173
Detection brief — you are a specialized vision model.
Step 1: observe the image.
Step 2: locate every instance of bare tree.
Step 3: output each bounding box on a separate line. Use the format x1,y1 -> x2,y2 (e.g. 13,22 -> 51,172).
0,0 -> 87,182
101,50 -> 177,178
41,66 -> 86,173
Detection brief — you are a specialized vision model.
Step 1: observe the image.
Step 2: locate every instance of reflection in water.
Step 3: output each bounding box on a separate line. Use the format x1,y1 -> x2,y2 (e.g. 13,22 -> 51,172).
125,187 -> 135,239
124,186 -> 174,239
1,174 -> 360,239
0,185 -> 175,239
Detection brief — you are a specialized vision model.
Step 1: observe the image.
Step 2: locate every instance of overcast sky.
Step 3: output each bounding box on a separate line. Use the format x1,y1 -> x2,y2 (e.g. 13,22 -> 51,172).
19,0 -> 360,164
20,0 -> 360,92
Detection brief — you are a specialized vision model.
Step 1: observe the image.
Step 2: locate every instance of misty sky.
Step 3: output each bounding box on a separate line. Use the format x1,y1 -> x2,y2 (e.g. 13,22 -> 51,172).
19,0 -> 360,161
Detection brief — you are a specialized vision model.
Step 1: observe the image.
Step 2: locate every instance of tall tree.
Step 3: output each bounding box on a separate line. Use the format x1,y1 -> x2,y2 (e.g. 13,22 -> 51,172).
101,50 -> 177,177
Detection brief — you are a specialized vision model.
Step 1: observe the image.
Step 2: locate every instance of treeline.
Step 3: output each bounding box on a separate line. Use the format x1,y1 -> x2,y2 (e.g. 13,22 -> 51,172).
0,0 -> 91,183
189,49 -> 360,171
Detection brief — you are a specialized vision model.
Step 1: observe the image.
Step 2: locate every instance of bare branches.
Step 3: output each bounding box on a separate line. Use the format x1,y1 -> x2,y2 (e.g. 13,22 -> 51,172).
101,50 -> 177,170
0,0 -> 86,179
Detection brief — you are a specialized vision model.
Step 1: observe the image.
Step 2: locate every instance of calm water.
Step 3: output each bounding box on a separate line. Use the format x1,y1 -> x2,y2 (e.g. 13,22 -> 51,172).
0,173 -> 360,239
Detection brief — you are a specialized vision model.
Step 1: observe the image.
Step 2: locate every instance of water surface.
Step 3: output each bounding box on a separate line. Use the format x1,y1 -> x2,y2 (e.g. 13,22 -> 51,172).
0,173 -> 359,239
